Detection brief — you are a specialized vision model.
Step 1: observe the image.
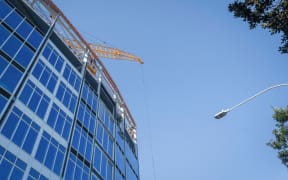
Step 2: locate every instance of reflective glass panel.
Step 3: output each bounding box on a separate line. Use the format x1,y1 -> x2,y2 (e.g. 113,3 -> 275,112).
35,131 -> 65,175
0,25 -> 10,46
0,95 -> 8,115
42,44 -> 52,59
0,55 -> 8,75
28,168 -> 48,180
14,44 -> 34,68
4,10 -> 22,29
0,147 -> 27,179
0,64 -> 22,93
1,107 -> 40,154
27,29 -> 42,49
0,1 -> 13,20
2,35 -> 22,58
16,20 -> 33,39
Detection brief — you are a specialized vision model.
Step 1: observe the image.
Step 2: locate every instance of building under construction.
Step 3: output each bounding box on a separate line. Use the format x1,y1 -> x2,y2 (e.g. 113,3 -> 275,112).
0,0 -> 140,179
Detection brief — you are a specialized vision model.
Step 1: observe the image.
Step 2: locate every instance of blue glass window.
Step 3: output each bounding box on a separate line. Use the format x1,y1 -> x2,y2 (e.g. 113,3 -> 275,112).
0,94 -> 8,115
16,20 -> 33,40
28,90 -> 42,112
63,64 -> 81,91
63,64 -> 70,79
115,169 -> 124,180
77,102 -> 96,134
56,81 -> 77,113
27,29 -> 43,49
69,95 -> 77,113
35,131 -> 65,176
93,147 -> 113,180
87,108 -> 96,134
108,117 -> 114,135
32,60 -> 43,78
64,153 -> 89,180
0,25 -> 10,46
4,10 -> 22,29
0,55 -> 8,75
49,51 -> 57,66
96,123 -> 114,158
18,80 -> 32,104
39,65 -> 49,85
69,70 -> 76,87
87,91 -> 93,109
107,160 -> 113,180
93,146 -> 101,172
116,126 -> 124,151
0,109 -> 18,139
56,82 -> 64,99
126,163 -> 138,180
42,43 -> 52,60
91,92 -> 98,112
77,102 -> 84,122
48,74 -> 57,92
0,64 -> 23,94
15,44 -> 34,69
1,106 -> 40,154
82,83 -> 88,100
100,154 -> 107,178
126,144 -> 139,177
82,83 -> 98,112
116,145 -> 125,174
96,123 -> 103,143
19,80 -> 50,119
42,44 -> 64,73
32,60 -> 58,93
37,95 -> 50,120
99,102 -> 114,135
0,1 -> 13,20
34,134 -> 48,163
47,103 -> 72,140
2,34 -> 22,58
92,173 -> 99,180
0,145 -> 27,180
28,168 -> 48,180
71,124 -> 93,161
108,136 -> 113,156
99,103 -> 105,121
55,56 -> 64,72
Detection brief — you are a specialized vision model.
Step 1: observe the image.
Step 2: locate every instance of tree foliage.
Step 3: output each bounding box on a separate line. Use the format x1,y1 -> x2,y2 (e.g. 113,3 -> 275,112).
267,107 -> 288,168
228,0 -> 288,53
228,0 -> 288,168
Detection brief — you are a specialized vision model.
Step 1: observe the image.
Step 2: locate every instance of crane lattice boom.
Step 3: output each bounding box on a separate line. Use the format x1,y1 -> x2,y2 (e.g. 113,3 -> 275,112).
64,39 -> 143,64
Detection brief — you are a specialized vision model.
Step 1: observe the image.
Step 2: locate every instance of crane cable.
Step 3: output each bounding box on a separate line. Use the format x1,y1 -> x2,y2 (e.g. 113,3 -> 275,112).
140,65 -> 157,180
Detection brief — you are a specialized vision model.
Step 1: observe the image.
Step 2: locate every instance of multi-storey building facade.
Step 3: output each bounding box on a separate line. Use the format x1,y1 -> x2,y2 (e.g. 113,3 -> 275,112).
0,0 -> 139,179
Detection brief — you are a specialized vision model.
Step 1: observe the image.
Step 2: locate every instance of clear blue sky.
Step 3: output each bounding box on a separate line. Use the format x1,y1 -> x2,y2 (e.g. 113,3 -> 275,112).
54,0 -> 288,179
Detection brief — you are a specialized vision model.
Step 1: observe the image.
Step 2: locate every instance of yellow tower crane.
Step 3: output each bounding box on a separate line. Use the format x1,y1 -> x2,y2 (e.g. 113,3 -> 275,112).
88,42 -> 143,64
63,38 -> 143,75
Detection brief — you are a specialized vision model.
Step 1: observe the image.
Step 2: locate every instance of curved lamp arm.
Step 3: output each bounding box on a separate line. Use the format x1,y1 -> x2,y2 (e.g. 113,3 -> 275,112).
214,83 -> 288,119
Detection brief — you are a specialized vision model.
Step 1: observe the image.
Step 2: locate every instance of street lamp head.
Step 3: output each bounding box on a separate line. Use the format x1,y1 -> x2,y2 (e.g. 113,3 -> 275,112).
214,109 -> 230,119
214,83 -> 288,120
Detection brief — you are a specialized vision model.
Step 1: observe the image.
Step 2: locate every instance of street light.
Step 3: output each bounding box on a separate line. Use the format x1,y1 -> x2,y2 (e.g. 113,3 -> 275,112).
214,83 -> 288,119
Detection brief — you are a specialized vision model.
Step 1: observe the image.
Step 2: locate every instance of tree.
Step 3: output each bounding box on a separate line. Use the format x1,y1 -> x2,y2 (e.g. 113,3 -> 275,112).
228,0 -> 288,53
267,107 -> 288,168
228,0 -> 288,168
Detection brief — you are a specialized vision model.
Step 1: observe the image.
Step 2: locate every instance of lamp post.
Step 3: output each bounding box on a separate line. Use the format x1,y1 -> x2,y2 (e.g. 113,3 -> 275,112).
214,83 -> 288,119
